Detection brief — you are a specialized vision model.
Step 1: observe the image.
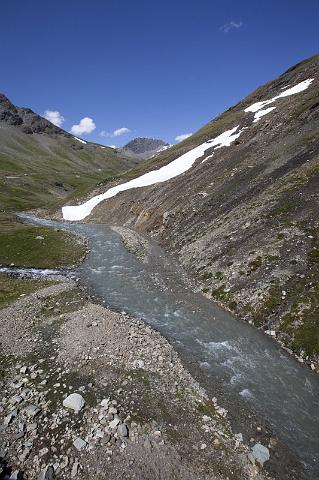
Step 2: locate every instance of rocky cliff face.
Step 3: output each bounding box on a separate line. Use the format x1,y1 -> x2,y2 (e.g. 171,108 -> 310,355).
86,54 -> 319,368
0,93 -> 67,136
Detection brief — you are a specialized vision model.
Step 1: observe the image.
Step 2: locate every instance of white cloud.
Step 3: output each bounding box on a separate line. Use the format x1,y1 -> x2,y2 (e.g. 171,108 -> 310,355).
99,127 -> 131,137
113,127 -> 131,137
70,117 -> 96,135
44,110 -> 65,127
220,21 -> 243,33
175,133 -> 192,142
107,145 -> 117,149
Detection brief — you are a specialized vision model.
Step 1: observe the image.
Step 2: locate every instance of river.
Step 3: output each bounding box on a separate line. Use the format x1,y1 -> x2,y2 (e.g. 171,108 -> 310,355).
18,214 -> 319,479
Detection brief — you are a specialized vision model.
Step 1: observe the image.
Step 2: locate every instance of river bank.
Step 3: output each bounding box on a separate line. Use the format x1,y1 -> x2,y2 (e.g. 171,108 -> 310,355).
111,224 -> 319,374
0,277 -> 270,479
8,213 -> 319,479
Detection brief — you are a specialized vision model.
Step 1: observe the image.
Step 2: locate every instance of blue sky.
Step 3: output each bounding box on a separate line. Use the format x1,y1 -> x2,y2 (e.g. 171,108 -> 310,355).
1,0 -> 318,147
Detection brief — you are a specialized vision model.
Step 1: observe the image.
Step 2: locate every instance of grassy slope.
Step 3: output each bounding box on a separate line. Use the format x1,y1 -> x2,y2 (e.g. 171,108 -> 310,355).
0,126 -> 138,211
0,217 -> 86,268
0,212 -> 86,306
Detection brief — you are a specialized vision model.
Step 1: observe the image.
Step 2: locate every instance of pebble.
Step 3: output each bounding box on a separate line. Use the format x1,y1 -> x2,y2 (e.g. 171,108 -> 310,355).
39,447 -> 49,457
73,437 -> 87,451
26,422 -> 37,432
71,462 -> 80,477
60,456 -> 69,469
4,412 -> 16,426
109,417 -> 120,429
9,471 -> 23,480
23,404 -> 41,418
37,465 -> 54,480
133,359 -> 144,369
100,398 -> 109,407
9,395 -> 23,405
117,424 -> 129,438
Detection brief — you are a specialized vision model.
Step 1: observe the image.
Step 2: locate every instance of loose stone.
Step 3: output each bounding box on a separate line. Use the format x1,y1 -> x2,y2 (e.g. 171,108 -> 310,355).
73,437 -> 87,451
117,424 -> 129,438
63,393 -> 85,413
251,443 -> 270,465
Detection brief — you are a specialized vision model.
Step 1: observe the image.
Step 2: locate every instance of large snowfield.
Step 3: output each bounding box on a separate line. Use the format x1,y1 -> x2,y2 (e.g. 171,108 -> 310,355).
62,78 -> 313,221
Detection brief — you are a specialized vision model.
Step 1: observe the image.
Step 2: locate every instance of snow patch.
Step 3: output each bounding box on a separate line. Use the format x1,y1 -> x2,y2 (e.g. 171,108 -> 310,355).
245,78 -> 314,113
74,137 -> 87,144
158,144 -> 172,152
253,106 -> 276,123
62,126 -> 242,221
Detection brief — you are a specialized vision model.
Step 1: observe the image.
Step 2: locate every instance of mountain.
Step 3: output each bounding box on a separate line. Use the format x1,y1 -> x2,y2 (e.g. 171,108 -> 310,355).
79,54 -> 319,367
121,137 -> 170,159
0,93 -> 139,211
0,93 -> 70,136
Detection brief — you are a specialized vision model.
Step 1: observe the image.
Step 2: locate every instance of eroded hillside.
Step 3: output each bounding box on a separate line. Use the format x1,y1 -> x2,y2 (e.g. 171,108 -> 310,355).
78,55 -> 319,367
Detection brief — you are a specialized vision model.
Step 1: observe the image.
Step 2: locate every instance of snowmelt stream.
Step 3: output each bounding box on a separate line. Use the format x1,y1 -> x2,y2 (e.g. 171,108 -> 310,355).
20,214 -> 319,478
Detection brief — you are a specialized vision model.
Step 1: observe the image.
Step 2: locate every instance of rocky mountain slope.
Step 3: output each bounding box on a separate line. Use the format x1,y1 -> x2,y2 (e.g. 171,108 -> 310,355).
0,93 -> 138,212
121,137 -> 170,160
80,54 -> 319,368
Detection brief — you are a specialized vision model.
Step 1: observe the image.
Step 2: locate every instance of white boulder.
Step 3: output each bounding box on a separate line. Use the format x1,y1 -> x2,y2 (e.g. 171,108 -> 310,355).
63,393 -> 85,413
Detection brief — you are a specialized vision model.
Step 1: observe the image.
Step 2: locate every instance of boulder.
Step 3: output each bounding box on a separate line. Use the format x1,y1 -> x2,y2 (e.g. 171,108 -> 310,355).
251,443 -> 270,465
63,393 -> 85,413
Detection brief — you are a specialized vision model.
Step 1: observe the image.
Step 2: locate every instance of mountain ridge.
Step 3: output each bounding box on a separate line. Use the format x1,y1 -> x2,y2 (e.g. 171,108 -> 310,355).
0,92 -> 69,136
119,137 -> 171,160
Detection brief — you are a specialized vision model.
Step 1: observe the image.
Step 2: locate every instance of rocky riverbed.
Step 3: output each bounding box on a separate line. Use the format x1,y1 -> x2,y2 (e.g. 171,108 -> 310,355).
0,277 -> 270,479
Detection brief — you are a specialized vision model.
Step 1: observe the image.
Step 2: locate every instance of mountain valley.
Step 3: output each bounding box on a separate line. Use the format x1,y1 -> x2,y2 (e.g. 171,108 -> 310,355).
1,54 -> 319,480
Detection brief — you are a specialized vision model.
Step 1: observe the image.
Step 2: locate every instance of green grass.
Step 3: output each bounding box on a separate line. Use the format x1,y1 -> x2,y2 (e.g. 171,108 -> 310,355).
0,221 -> 86,268
0,127 -> 136,212
41,288 -> 87,317
200,271 -> 213,281
248,255 -> 263,272
251,282 -> 281,326
0,206 -> 86,312
214,271 -> 224,280
127,368 -> 150,386
308,248 -> 319,262
281,283 -> 319,356
211,284 -> 233,302
0,273 -> 54,308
